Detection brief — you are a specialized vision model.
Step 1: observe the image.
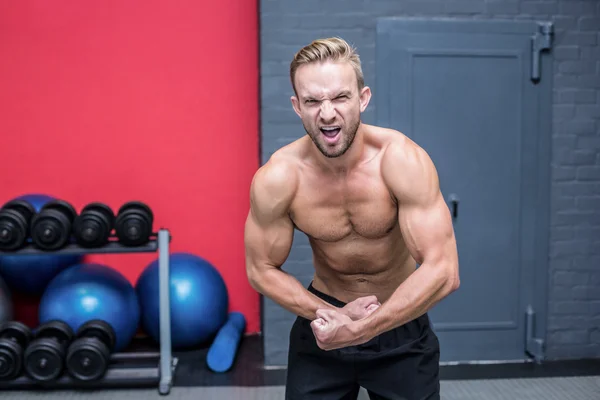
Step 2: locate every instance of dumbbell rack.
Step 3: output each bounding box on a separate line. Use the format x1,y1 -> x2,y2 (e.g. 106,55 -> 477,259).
0,229 -> 177,395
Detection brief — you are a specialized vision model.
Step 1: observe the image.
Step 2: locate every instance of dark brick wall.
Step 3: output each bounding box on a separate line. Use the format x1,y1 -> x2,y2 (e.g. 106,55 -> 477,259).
259,0 -> 600,365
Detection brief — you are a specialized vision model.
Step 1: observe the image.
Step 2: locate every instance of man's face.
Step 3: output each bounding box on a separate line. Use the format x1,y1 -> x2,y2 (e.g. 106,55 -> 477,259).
291,61 -> 371,158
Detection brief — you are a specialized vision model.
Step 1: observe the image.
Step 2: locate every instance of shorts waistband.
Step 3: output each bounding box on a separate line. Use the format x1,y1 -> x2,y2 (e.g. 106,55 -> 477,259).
307,282 -> 347,308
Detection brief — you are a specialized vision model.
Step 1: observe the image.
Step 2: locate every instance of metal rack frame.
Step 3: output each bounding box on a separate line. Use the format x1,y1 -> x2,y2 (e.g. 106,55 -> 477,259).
0,229 -> 177,395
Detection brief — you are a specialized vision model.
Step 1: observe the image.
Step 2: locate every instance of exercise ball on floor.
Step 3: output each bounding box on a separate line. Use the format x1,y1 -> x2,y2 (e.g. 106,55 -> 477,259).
0,193 -> 82,295
0,274 -> 13,323
38,263 -> 140,352
136,252 -> 229,349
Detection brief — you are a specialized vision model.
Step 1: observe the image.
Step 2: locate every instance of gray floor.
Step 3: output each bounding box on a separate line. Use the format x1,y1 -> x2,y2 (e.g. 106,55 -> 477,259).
1,376 -> 599,400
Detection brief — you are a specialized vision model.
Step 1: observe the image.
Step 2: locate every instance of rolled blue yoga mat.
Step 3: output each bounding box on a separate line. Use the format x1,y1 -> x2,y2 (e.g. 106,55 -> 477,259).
206,311 -> 246,373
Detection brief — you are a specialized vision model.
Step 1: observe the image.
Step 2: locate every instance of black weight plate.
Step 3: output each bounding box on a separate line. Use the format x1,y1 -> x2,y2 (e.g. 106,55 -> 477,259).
73,219 -> 109,247
0,321 -> 32,346
76,320 -> 115,350
35,320 -> 74,342
115,219 -> 151,246
2,200 -> 36,223
73,203 -> 114,247
66,340 -> 109,381
30,212 -> 71,250
24,338 -> 64,382
115,214 -> 150,246
115,202 -> 153,245
0,340 -> 22,380
0,211 -> 27,251
117,201 -> 154,222
73,217 -> 109,247
81,202 -> 115,226
41,200 -> 77,223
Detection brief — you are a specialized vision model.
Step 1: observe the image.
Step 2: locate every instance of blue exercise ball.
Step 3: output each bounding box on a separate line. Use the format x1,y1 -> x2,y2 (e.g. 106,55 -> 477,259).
136,252 -> 229,349
12,193 -> 55,209
0,193 -> 82,295
39,263 -> 140,352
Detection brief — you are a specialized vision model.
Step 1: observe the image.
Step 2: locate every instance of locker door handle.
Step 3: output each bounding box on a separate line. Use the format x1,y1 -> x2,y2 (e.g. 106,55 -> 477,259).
530,23 -> 553,84
448,194 -> 459,219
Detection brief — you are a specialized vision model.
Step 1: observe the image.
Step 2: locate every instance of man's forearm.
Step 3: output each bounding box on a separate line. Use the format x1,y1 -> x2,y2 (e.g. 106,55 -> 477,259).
359,262 -> 458,339
249,266 -> 338,320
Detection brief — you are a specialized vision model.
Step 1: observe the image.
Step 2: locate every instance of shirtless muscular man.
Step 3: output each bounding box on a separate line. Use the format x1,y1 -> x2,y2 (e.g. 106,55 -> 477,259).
245,37 -> 460,400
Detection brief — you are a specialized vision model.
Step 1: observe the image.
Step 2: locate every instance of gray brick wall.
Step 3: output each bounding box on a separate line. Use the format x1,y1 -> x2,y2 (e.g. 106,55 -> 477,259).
259,0 -> 600,365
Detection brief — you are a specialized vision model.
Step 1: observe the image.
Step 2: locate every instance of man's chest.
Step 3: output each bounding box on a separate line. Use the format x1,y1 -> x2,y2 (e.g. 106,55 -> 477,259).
289,173 -> 398,241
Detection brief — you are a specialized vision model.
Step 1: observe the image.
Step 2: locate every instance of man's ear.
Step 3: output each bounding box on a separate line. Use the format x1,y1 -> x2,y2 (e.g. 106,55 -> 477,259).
291,95 -> 302,118
359,86 -> 372,113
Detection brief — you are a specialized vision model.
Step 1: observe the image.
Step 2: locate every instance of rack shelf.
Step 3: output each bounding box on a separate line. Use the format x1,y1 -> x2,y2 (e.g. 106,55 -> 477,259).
0,229 -> 176,395
0,233 -> 168,256
0,351 -> 178,391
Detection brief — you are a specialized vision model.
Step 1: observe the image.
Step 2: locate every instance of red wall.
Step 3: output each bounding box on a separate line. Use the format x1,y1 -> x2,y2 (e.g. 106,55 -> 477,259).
0,1 -> 260,333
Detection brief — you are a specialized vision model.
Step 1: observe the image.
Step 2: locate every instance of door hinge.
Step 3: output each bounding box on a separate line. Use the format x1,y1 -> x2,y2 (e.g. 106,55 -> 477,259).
525,305 -> 545,363
531,22 -> 554,84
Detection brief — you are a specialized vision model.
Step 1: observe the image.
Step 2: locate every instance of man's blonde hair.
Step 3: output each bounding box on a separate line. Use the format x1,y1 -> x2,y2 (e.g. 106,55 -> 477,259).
290,37 -> 364,95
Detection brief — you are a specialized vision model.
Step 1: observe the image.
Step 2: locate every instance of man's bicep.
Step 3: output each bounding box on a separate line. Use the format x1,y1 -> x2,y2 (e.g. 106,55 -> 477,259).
398,192 -> 455,266
244,208 -> 294,271
382,140 -> 456,265
244,160 -> 297,275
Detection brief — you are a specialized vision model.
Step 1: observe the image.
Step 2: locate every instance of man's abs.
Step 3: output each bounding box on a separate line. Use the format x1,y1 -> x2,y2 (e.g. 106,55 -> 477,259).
309,229 -> 416,304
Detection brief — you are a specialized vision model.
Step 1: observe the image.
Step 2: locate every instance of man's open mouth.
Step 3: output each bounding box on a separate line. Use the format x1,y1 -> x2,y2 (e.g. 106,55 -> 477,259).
320,126 -> 341,138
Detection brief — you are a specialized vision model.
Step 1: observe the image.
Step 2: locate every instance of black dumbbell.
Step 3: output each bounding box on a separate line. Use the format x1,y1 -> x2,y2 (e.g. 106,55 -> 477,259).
0,200 -> 36,251
114,201 -> 153,246
73,202 -> 115,248
0,321 -> 33,381
66,320 -> 116,381
30,200 -> 77,251
24,320 -> 74,382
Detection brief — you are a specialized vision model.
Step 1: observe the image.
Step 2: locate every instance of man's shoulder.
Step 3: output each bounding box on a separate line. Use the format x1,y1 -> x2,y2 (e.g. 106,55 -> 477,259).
372,126 -> 438,201
258,142 -> 301,180
250,145 -> 300,208
368,125 -> 427,167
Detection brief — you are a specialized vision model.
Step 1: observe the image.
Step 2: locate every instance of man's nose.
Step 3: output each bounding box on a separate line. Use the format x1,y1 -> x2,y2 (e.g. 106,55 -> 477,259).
319,101 -> 336,121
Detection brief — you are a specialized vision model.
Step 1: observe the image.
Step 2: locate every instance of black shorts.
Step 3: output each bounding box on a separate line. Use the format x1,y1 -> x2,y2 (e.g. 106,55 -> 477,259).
285,283 -> 441,400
